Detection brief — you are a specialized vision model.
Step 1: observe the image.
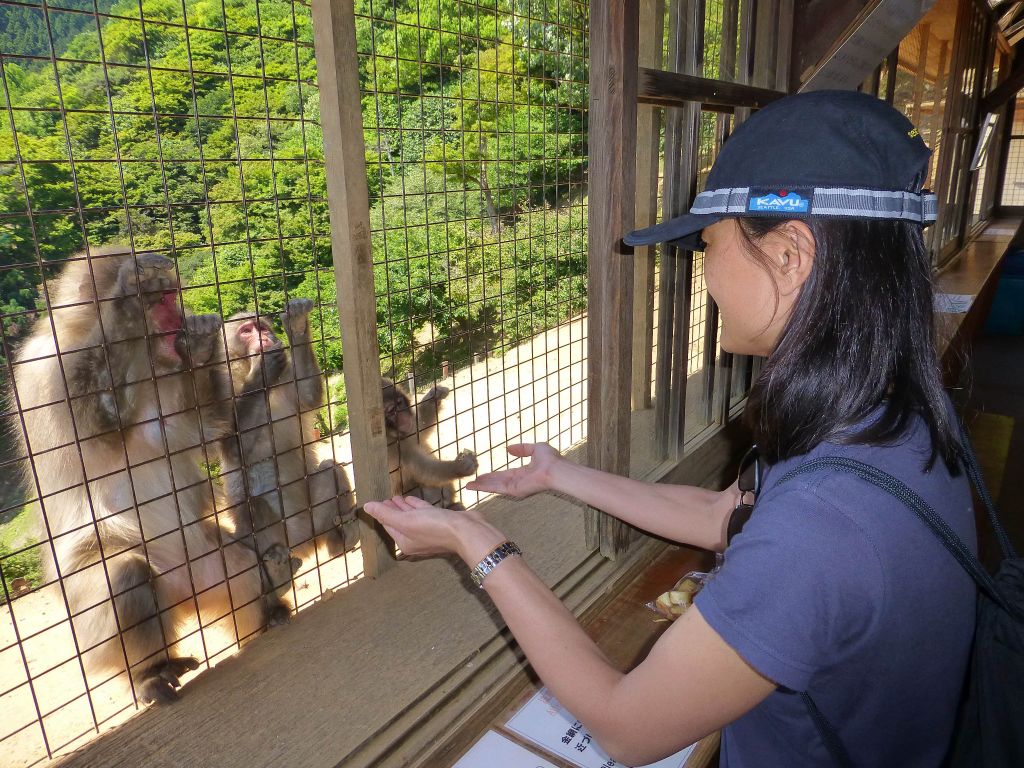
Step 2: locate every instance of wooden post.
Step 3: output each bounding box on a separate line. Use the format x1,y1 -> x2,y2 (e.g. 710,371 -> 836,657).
911,24 -> 932,126
632,0 -> 665,411
586,0 -> 640,558
653,0 -> 701,458
312,0 -> 394,577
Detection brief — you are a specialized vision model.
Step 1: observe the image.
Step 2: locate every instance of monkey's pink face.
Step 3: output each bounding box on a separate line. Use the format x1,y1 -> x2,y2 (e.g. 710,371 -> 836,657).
236,319 -> 277,355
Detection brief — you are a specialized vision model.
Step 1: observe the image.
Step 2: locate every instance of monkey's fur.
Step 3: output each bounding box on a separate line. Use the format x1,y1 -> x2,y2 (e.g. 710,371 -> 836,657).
382,378 -> 478,509
212,299 -> 358,607
8,247 -> 267,704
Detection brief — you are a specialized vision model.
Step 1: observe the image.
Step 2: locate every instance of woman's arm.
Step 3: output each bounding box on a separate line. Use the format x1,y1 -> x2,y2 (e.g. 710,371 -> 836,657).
468,444 -> 740,551
364,497 -> 774,765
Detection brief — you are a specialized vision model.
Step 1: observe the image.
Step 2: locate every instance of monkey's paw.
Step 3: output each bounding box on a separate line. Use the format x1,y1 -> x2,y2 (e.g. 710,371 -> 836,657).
184,312 -> 222,338
282,297 -> 314,339
118,253 -> 176,299
266,601 -> 292,627
426,384 -> 451,401
453,449 -> 478,477
263,543 -> 302,574
138,656 -> 200,705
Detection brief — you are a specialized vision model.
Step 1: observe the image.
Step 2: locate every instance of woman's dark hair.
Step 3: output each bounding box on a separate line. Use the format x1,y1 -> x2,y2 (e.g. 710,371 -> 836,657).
738,216 -> 961,473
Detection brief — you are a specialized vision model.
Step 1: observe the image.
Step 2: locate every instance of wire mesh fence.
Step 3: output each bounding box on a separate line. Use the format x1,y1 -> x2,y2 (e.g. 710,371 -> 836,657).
1001,96 -> 1024,207
354,0 -> 589,509
0,0 -> 352,762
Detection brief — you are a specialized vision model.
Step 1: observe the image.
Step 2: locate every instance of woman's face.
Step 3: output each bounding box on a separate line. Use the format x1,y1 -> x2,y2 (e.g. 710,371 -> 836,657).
702,218 -> 808,357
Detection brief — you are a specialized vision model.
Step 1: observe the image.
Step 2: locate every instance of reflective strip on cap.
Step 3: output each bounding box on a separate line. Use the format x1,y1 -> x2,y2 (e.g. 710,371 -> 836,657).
690,186 -> 938,224
810,188 -> 937,223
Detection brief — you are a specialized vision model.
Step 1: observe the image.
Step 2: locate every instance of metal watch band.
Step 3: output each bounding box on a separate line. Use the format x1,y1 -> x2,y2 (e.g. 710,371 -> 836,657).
470,541 -> 522,588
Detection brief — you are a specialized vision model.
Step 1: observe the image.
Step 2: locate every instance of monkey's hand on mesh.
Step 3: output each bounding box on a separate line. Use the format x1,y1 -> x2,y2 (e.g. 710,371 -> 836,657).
262,543 -> 302,575
425,384 -> 451,402
281,297 -> 314,343
138,657 -> 200,705
453,449 -> 478,477
183,312 -> 223,366
116,252 -> 176,303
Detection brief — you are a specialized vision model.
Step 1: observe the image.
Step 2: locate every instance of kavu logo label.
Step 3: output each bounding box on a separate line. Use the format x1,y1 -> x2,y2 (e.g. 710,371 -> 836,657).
747,187 -> 812,214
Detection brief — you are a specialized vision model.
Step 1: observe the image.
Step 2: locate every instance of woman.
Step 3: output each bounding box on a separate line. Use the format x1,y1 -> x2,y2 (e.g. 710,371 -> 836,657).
365,90 -> 975,767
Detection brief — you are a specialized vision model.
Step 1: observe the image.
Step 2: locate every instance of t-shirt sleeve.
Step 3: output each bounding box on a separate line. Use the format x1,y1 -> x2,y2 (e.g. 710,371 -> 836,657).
694,481 -> 886,692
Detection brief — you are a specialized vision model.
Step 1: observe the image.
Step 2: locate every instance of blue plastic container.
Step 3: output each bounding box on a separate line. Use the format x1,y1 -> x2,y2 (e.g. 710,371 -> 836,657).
985,249 -> 1024,335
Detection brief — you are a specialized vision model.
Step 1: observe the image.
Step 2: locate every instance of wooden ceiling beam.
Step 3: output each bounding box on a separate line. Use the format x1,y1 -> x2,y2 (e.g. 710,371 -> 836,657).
979,56 -> 1024,113
636,67 -> 786,110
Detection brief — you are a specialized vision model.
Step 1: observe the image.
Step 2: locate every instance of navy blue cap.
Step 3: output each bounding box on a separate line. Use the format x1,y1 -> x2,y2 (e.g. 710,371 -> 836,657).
625,90 -> 937,251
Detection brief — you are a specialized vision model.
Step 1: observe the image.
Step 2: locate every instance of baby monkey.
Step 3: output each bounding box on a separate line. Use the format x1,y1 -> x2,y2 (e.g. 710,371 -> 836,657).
382,378 -> 478,509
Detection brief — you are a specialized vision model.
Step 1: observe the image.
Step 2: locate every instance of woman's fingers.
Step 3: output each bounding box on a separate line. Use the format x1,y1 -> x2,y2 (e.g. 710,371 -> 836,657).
465,472 -> 504,492
506,443 -> 535,458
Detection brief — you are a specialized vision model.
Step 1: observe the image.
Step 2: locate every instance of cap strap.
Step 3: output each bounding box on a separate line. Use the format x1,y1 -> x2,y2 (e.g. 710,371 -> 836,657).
691,186 -> 937,224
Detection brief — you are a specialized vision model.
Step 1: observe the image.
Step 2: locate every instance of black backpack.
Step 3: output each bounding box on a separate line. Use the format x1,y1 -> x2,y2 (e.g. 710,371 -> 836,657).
774,433 -> 1024,768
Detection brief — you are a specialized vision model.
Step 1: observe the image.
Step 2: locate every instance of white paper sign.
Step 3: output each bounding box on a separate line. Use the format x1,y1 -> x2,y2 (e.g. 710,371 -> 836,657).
934,293 -> 974,314
506,688 -> 696,768
454,731 -> 560,768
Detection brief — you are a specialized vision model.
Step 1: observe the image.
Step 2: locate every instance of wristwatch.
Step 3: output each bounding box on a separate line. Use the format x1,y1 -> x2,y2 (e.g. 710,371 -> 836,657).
470,541 -> 522,587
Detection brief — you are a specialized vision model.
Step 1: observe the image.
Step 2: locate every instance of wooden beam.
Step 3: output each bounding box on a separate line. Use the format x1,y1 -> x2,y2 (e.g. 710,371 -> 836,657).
753,0 -> 780,89
775,0 -> 795,91
586,0 -> 640,558
632,0 -> 665,411
980,55 -> 1024,114
997,1 -> 1024,30
637,68 -> 786,109
883,47 -> 899,103
312,0 -> 394,577
800,0 -> 937,92
911,23 -> 931,126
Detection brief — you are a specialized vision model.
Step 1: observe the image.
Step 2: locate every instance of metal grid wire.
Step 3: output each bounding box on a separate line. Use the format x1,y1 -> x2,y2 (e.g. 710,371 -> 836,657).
1001,96 -> 1024,206
0,0 -> 361,763
354,0 -> 589,507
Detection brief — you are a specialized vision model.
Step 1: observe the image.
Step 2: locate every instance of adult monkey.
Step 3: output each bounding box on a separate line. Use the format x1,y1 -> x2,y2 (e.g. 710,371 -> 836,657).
8,247 -> 267,704
214,299 -> 358,605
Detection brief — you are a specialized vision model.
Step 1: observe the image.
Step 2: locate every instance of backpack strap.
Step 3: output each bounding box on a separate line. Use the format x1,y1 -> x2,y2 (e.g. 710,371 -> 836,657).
957,420 -> 1017,561
774,453 -> 1017,768
801,692 -> 854,768
777,456 -> 1012,614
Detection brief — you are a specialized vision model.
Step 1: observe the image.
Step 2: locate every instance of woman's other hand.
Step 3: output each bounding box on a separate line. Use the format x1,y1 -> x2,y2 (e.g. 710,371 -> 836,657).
466,443 -> 561,498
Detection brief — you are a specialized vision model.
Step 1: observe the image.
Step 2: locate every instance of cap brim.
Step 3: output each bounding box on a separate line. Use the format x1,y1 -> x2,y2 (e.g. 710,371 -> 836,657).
624,212 -> 722,250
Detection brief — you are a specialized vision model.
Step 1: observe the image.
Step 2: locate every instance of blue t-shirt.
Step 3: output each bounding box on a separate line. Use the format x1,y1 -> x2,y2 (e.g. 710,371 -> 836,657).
695,414 -> 976,767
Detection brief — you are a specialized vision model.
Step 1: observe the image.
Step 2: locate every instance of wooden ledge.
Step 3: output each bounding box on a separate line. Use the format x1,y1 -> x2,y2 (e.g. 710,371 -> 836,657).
935,217 -> 1023,379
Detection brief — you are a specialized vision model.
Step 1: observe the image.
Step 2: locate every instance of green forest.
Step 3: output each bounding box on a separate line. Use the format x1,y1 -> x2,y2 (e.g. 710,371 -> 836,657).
0,0 -> 589,395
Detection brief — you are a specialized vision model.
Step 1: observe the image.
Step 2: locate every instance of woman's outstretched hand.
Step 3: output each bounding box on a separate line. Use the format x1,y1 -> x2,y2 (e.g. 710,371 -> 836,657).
363,496 -> 507,563
363,495 -> 460,557
466,443 -> 562,498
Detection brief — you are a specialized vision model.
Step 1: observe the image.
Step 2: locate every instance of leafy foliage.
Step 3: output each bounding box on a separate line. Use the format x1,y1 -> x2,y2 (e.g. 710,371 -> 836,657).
0,0 -> 589,386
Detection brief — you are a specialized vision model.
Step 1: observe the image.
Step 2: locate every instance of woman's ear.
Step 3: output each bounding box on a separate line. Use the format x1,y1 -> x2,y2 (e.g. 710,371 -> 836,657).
766,220 -> 815,295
